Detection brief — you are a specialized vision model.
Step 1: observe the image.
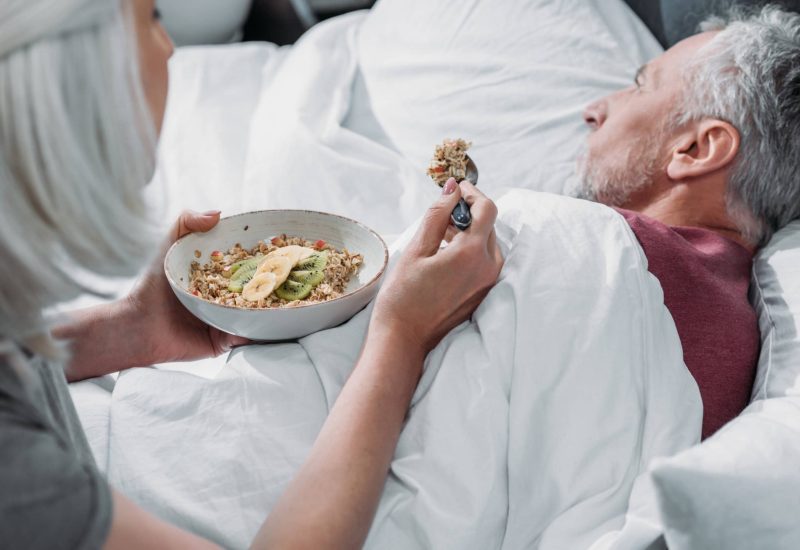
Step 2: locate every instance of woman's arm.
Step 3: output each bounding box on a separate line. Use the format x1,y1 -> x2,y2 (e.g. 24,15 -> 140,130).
102,330 -> 423,550
251,325 -> 426,549
251,179 -> 502,548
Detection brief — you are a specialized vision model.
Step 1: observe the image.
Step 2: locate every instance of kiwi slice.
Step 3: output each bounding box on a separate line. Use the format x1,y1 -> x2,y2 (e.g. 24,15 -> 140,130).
275,279 -> 313,301
229,256 -> 259,276
227,255 -> 263,292
295,251 -> 328,272
288,269 -> 324,286
227,279 -> 245,293
228,259 -> 246,276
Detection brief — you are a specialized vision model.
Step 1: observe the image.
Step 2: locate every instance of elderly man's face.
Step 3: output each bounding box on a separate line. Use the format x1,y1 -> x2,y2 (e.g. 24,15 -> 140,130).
579,32 -> 717,206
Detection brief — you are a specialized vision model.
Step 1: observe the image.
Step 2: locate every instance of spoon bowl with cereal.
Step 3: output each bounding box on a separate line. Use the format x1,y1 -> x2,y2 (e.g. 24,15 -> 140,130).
427,139 -> 479,230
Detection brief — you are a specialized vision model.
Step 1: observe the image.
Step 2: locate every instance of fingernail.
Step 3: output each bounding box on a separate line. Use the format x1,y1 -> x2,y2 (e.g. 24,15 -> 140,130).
442,178 -> 457,195
202,209 -> 221,216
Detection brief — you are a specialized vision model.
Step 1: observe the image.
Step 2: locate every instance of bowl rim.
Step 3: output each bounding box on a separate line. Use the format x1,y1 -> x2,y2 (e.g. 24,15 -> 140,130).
164,209 -> 389,312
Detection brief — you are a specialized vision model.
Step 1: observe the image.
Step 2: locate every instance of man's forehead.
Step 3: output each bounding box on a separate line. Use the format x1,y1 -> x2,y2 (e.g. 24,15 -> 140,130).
653,31 -> 718,70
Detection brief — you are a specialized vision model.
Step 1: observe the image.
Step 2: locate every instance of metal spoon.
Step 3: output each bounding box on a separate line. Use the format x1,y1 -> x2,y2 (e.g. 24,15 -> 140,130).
451,155 -> 479,230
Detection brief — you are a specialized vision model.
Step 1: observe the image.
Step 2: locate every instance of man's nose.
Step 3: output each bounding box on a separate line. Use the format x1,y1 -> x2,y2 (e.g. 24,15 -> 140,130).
583,100 -> 607,129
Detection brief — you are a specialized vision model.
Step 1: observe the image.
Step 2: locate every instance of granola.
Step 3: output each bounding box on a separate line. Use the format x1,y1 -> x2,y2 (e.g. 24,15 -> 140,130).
427,138 -> 472,187
188,235 -> 362,309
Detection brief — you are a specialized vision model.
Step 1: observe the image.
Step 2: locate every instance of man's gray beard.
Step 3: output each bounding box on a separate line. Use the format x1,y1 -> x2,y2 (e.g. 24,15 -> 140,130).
573,138 -> 660,207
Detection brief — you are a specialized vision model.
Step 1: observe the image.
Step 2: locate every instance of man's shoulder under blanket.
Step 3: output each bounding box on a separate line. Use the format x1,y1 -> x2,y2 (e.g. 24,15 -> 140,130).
494,190 -> 758,439
615,206 -> 759,439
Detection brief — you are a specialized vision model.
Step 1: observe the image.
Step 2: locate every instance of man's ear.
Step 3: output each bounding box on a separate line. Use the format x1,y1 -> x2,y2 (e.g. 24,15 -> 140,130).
666,119 -> 740,181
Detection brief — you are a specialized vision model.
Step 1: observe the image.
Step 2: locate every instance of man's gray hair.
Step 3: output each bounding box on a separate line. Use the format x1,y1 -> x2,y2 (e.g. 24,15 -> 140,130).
678,5 -> 800,245
0,0 -> 160,355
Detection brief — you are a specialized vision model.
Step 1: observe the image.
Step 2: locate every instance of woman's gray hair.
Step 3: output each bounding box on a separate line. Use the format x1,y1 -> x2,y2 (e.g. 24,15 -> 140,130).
0,0 -> 160,355
677,5 -> 800,245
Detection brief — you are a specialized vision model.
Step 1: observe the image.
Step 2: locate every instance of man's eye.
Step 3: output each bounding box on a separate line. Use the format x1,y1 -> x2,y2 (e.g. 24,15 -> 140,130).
153,8 -> 162,20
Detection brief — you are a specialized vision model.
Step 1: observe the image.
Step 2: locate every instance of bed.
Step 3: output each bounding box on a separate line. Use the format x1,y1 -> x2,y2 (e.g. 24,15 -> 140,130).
69,0 -> 800,548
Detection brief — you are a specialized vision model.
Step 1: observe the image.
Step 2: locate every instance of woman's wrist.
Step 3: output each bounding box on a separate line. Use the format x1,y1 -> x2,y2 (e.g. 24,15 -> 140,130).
114,295 -> 155,366
366,316 -> 427,358
358,321 -> 427,398
55,298 -> 152,380
369,300 -> 432,349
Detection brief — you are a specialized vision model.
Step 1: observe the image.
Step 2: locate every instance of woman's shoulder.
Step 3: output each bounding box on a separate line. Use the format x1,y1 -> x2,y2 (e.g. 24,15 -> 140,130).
0,338 -> 113,549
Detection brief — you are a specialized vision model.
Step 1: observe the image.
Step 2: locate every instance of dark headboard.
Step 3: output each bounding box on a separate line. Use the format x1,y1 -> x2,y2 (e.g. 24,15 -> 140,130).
623,0 -> 800,47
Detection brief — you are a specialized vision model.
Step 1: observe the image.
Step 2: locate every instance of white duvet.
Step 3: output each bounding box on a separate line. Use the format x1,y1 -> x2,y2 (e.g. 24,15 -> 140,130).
72,2 -> 708,548
107,191 -> 701,549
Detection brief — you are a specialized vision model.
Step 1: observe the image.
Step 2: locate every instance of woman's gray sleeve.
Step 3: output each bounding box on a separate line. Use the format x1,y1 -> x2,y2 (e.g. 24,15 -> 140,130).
0,404 -> 113,549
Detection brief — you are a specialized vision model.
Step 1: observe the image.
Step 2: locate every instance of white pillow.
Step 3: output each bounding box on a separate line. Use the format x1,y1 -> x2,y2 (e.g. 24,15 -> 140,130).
750,220 -> 800,400
651,397 -> 800,550
356,0 -> 662,195
649,222 -> 800,550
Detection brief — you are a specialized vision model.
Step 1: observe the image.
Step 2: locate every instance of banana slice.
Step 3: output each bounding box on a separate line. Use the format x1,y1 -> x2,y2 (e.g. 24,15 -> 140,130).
242,271 -> 277,302
297,246 -> 316,261
267,245 -> 316,267
255,255 -> 292,286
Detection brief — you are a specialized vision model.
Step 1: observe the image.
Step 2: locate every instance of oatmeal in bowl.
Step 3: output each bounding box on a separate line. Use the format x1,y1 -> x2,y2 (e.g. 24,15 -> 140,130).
165,210 -> 388,341
189,236 -> 363,309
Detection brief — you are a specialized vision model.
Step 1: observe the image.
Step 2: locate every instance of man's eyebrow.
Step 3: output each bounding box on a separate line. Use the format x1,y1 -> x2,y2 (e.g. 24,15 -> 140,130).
634,64 -> 660,88
634,64 -> 647,84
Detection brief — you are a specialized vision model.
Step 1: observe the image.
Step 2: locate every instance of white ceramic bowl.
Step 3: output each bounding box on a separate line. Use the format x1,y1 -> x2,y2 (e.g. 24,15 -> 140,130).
165,210 -> 388,340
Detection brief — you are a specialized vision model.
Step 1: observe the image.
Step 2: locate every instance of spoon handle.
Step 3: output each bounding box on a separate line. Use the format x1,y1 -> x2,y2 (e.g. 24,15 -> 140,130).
451,198 -> 471,230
